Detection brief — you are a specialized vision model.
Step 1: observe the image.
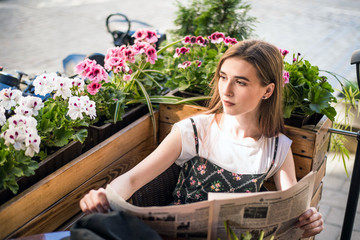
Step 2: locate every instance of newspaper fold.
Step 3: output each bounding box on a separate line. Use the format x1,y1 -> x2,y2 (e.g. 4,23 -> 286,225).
106,171 -> 315,240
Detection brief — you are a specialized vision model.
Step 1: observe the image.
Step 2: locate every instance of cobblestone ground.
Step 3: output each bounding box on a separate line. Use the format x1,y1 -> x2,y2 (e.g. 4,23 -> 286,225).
1,0 -> 360,239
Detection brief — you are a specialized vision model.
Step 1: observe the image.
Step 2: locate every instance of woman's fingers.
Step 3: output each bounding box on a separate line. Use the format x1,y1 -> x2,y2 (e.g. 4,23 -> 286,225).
295,207 -> 324,237
79,188 -> 110,214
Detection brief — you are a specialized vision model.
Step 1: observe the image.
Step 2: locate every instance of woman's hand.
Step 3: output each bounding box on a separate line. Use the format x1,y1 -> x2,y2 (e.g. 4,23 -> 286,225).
295,207 -> 324,238
79,188 -> 110,214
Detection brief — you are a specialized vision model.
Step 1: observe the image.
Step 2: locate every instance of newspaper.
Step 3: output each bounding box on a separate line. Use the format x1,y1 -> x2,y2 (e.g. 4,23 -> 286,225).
106,171 -> 316,240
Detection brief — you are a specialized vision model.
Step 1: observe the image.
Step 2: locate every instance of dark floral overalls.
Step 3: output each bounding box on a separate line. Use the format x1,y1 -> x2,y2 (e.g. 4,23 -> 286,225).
172,118 -> 278,205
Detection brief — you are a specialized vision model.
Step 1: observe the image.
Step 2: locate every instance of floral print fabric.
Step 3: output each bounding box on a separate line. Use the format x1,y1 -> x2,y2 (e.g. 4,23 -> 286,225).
171,118 -> 278,205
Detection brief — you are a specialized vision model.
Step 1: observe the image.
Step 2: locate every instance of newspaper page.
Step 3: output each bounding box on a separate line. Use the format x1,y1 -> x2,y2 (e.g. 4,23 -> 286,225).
106,185 -> 213,239
106,171 -> 315,240
208,171 -> 316,240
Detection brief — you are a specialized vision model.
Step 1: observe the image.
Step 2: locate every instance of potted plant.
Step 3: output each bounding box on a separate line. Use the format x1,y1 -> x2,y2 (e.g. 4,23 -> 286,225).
163,32 -> 238,96
73,29 -> 184,145
281,50 -> 337,127
0,73 -> 96,199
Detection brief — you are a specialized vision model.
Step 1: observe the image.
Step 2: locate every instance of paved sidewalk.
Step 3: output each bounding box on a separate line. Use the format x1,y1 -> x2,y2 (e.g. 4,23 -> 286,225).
0,0 -> 360,239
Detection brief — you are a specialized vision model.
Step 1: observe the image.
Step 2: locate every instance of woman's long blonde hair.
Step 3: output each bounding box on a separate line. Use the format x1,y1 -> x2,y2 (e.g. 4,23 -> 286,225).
206,39 -> 285,137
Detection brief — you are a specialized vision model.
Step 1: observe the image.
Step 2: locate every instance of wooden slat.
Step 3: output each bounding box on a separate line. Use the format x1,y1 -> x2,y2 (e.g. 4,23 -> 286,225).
0,112 -> 158,240
8,136 -> 157,238
159,104 -> 207,124
286,116 -> 331,158
314,159 -> 326,195
311,182 -> 323,208
159,122 -> 172,143
312,136 -> 329,171
293,155 -> 313,180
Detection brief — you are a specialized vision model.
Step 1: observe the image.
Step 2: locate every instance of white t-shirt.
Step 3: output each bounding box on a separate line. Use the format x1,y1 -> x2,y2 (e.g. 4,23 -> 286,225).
173,114 -> 292,180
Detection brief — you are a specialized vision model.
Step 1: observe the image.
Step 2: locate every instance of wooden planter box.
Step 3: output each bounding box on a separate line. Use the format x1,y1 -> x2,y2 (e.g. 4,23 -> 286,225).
0,104 -> 330,239
0,113 -> 158,239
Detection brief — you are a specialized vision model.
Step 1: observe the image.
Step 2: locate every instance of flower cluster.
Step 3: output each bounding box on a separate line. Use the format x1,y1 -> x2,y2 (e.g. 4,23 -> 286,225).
74,59 -> 108,95
164,31 -> 238,95
73,29 -> 169,123
0,89 -> 44,157
67,96 -> 96,120
279,48 -> 290,86
103,29 -> 159,81
33,73 -> 96,120
208,32 -> 238,46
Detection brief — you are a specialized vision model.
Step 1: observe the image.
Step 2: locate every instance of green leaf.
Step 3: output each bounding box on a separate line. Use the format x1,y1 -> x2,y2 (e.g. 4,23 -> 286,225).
10,167 -> 23,177
135,79 -> 157,143
53,128 -> 73,147
73,129 -> 88,143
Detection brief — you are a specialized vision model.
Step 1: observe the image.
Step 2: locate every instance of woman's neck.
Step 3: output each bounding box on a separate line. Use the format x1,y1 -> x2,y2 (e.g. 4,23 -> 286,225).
216,113 -> 262,141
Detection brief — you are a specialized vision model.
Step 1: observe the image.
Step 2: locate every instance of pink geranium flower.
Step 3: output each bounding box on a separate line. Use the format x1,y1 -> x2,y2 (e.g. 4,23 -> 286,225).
87,64 -> 109,83
282,70 -> 290,86
183,35 -> 191,44
279,48 -> 289,57
178,61 -> 192,69
224,37 -> 238,46
195,36 -> 207,46
208,32 -> 225,44
132,29 -> 159,44
144,30 -> 159,43
87,82 -> 102,95
174,47 -> 190,57
75,59 -> 108,83
145,45 -> 157,64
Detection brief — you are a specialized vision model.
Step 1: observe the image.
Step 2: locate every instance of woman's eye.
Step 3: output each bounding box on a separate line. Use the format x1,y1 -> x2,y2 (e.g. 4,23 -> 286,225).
219,75 -> 226,80
236,80 -> 246,86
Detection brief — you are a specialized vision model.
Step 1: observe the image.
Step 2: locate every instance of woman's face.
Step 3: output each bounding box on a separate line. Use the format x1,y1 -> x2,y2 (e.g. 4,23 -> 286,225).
218,57 -> 273,117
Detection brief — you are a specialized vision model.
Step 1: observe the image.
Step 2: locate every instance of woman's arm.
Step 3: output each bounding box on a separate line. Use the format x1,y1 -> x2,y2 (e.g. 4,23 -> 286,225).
79,127 -> 183,213
273,149 -> 297,191
274,149 -> 323,237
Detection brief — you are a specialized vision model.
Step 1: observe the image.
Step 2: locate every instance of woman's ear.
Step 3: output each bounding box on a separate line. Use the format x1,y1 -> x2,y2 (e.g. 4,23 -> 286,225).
263,83 -> 275,99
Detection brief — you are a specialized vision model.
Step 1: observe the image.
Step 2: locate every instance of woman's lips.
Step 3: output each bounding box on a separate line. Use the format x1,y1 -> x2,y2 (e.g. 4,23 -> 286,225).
223,100 -> 235,106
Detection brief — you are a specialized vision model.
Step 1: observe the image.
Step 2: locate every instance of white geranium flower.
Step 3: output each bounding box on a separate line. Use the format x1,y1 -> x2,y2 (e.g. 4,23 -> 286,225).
19,96 -> 44,116
0,88 -> 22,110
1,127 -> 26,151
14,105 -> 34,116
81,96 -> 96,120
54,77 -> 72,99
25,130 -> 41,157
71,77 -> 85,95
0,106 -> 6,126
33,72 -> 58,96
67,97 -> 83,120
8,115 -> 37,131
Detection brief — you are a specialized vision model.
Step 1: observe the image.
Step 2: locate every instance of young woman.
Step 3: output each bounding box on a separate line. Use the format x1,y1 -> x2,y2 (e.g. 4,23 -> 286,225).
80,39 -> 323,238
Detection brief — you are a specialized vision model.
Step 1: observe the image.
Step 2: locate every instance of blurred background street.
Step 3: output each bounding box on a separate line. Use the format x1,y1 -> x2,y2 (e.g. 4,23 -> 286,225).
0,0 -> 359,239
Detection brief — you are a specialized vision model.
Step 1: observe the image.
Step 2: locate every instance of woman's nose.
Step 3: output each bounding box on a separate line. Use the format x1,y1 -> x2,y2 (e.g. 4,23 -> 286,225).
222,81 -> 233,96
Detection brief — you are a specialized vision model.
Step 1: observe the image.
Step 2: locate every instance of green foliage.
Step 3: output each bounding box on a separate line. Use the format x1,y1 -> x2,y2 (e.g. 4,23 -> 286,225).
89,82 -> 127,123
35,97 -> 90,159
0,138 -> 38,194
171,0 -> 256,41
163,36 -> 233,96
283,54 -> 337,121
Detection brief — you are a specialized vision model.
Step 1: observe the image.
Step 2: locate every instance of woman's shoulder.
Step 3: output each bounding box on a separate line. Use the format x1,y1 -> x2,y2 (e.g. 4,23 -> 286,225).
175,113 -> 215,127
278,132 -> 292,143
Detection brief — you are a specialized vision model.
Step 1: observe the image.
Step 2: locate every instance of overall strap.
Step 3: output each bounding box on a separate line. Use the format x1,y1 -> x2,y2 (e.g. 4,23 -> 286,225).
189,118 -> 199,155
265,136 -> 279,176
